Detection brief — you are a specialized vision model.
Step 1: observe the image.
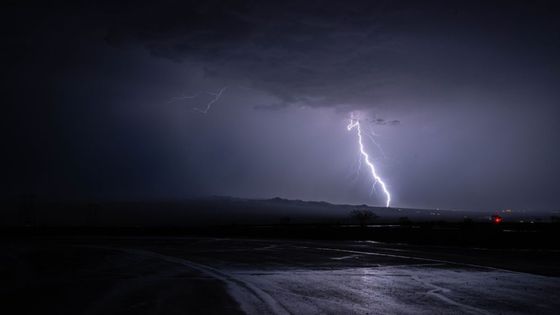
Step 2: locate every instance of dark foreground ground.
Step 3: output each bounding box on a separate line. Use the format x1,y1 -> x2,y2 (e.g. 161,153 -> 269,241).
2,233 -> 560,314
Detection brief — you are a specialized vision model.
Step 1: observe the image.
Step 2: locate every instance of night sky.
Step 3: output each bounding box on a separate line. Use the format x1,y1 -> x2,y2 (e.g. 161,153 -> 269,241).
3,1 -> 560,211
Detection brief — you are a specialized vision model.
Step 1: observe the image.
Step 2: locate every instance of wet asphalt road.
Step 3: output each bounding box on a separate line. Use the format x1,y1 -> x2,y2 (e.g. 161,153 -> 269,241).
2,237 -> 560,314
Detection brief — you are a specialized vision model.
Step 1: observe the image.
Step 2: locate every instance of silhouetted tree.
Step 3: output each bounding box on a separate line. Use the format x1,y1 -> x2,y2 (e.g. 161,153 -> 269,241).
350,210 -> 378,228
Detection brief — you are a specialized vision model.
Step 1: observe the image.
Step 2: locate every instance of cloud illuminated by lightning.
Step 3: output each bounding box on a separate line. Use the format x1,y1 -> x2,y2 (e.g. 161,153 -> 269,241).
347,114 -> 392,208
170,89 -> 391,207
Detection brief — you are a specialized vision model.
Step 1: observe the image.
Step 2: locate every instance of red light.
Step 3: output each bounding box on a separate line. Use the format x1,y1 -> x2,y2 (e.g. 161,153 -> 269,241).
492,215 -> 503,224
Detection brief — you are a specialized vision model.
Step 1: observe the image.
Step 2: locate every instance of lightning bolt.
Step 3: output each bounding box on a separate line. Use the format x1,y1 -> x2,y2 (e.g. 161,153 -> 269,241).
365,128 -> 387,159
169,86 -> 227,114
347,114 -> 392,208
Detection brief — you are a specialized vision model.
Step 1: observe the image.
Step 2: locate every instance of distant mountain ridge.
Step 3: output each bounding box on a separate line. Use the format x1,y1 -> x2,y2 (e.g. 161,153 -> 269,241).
1,195 -> 553,227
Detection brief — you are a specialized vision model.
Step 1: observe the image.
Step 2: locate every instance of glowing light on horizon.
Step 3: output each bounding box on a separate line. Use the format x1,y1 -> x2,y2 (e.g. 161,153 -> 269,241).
347,114 -> 392,208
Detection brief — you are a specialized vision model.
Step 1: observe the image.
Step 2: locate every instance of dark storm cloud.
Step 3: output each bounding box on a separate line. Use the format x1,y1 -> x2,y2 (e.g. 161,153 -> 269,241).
100,0 -> 408,108
100,0 -> 560,110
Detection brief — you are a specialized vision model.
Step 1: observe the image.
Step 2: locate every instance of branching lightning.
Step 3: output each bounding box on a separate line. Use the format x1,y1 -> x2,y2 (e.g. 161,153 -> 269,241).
365,128 -> 387,159
194,86 -> 227,114
347,114 -> 392,208
169,86 -> 227,114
